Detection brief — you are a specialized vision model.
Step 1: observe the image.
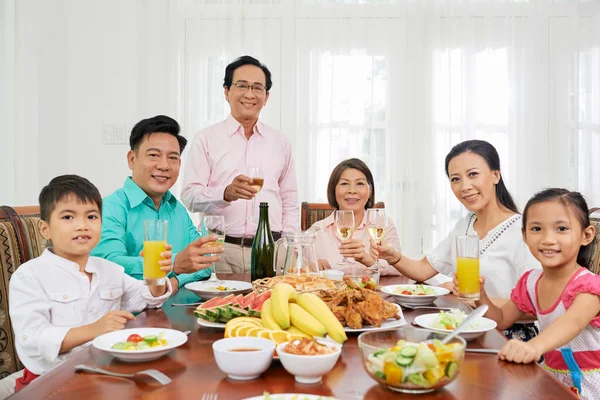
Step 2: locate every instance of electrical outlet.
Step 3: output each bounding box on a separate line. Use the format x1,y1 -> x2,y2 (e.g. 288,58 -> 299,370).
101,124 -> 115,144
114,123 -> 127,144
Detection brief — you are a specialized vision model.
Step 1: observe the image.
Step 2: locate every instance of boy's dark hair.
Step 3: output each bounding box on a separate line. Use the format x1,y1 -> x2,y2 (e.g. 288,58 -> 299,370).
39,175 -> 103,222
445,139 -> 519,214
326,158 -> 375,210
223,55 -> 273,92
129,115 -> 187,154
522,188 -> 596,269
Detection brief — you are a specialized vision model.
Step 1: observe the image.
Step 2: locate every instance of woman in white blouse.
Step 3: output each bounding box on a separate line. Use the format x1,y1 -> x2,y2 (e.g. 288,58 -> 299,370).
371,140 -> 541,339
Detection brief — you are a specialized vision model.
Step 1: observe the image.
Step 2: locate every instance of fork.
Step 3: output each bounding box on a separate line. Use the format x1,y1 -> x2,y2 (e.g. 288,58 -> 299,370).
75,364 -> 172,385
200,394 -> 218,400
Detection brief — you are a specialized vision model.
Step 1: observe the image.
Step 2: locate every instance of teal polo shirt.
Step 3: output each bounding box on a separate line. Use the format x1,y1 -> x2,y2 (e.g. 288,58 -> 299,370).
92,177 -> 209,287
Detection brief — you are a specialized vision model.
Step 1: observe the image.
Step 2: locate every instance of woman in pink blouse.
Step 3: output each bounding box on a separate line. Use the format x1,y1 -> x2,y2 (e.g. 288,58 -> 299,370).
310,158 -> 401,276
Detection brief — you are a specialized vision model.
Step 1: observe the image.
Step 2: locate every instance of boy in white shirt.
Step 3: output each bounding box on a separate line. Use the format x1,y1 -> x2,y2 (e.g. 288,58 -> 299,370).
8,175 -> 173,393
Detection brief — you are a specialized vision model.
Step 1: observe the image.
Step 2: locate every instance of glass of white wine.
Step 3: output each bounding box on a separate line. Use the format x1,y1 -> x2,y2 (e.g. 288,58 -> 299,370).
366,208 -> 387,270
200,215 -> 226,285
334,210 -> 355,266
246,166 -> 264,221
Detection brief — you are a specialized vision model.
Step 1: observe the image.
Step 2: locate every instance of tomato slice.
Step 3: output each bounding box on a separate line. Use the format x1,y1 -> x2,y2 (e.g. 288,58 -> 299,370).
126,334 -> 143,343
401,290 -> 412,295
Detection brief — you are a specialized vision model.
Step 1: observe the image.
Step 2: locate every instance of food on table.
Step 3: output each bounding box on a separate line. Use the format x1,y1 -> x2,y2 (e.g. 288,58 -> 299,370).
282,338 -> 336,356
111,332 -> 168,351
315,278 -> 400,329
365,339 -> 462,389
394,285 -> 436,296
359,275 -> 377,290
205,285 -> 236,291
195,291 -> 271,323
433,309 -> 478,330
225,283 -> 348,344
270,284 -> 347,343
254,275 -> 339,292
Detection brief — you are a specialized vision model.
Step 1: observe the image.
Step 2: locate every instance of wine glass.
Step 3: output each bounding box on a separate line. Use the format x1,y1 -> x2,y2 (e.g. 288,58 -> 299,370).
200,215 -> 226,285
366,208 -> 387,270
334,210 -> 355,266
246,166 -> 264,221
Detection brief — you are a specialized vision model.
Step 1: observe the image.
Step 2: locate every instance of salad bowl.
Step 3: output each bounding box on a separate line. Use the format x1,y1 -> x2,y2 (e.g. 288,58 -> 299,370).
358,327 -> 466,394
93,328 -> 188,362
380,284 -> 449,307
413,310 -> 497,341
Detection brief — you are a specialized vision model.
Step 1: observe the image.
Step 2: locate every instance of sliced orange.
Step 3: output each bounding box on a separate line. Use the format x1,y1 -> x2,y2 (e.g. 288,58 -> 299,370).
258,330 -> 273,339
230,317 -> 262,326
232,324 -> 258,337
269,330 -> 293,344
246,328 -> 266,337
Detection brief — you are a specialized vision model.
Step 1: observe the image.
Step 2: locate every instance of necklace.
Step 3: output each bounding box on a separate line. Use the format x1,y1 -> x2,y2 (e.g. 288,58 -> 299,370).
465,214 -> 521,256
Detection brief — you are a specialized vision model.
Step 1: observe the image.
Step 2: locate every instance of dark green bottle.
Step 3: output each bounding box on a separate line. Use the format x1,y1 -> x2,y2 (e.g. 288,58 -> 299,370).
251,202 -> 275,281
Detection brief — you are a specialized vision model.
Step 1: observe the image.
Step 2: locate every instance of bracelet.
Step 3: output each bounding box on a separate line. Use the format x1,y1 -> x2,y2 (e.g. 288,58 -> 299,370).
388,251 -> 402,266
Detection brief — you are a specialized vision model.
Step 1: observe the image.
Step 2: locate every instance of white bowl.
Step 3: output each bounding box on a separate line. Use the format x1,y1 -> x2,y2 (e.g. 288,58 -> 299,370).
212,337 -> 275,380
413,313 -> 498,341
185,280 -> 252,299
276,340 -> 342,384
323,270 -> 344,281
380,284 -> 449,307
92,328 -> 187,362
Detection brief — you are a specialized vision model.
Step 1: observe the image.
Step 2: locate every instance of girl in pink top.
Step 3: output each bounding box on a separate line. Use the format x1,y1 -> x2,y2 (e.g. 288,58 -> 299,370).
474,188 -> 599,399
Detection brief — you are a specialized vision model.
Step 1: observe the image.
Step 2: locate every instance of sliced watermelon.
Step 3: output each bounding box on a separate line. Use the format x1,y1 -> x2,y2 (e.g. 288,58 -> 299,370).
199,297 -> 225,309
247,291 -> 271,317
242,292 -> 256,309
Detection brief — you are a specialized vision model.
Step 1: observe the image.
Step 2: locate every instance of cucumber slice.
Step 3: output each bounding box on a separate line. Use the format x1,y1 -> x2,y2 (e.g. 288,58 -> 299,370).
399,346 -> 418,358
396,356 -> 414,366
143,335 -> 158,344
374,370 -> 387,380
373,349 -> 386,358
445,361 -> 458,379
111,342 -> 127,350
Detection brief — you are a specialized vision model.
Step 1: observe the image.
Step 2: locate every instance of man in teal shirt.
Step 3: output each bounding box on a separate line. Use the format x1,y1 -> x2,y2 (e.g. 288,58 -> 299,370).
93,115 -> 224,293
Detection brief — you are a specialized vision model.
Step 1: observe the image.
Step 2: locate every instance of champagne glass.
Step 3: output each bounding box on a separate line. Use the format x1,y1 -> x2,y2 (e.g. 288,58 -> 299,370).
246,166 -> 264,221
334,210 -> 355,266
366,208 -> 387,270
200,215 -> 226,285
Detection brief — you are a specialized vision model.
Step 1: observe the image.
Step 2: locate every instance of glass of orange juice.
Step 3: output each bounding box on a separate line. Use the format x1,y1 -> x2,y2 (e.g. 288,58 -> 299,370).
144,220 -> 168,285
456,235 -> 480,301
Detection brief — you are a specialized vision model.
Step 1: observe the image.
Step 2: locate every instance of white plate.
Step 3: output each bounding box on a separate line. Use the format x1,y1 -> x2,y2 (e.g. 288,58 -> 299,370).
242,394 -> 338,400
93,327 -> 188,362
197,318 -> 226,329
380,284 -> 449,307
343,303 -> 407,333
184,280 -> 252,299
412,313 -> 498,341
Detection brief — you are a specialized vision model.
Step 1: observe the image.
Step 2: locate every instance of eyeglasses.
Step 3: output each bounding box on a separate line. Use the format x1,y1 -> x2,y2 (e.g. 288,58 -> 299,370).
231,81 -> 267,95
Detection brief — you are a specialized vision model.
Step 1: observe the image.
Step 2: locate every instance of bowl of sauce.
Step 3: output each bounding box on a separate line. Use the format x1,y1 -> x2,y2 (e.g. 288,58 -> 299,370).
212,337 -> 275,380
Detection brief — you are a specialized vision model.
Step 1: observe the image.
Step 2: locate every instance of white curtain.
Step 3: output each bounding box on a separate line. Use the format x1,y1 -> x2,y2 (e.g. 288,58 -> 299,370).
176,0 -> 600,256
0,0 -> 16,204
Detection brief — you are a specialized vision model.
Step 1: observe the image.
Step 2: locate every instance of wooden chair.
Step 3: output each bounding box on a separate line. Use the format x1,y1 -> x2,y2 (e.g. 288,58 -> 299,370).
300,202 -> 385,231
0,205 -> 47,377
589,207 -> 600,275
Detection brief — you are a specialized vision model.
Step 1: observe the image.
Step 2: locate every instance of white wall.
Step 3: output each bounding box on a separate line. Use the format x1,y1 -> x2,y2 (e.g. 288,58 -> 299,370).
2,0 -> 175,204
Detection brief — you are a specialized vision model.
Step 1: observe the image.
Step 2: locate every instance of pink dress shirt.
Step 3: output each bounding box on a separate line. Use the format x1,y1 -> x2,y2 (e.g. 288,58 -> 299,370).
311,213 -> 401,276
181,115 -> 300,237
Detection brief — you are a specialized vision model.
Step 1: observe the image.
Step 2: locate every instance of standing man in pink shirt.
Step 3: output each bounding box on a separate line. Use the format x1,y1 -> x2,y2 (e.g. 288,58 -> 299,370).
181,55 -> 300,274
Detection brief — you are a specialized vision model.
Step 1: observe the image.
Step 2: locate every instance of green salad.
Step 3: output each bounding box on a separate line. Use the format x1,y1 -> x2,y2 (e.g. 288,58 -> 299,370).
365,339 -> 462,388
433,309 -> 479,331
394,285 -> 436,296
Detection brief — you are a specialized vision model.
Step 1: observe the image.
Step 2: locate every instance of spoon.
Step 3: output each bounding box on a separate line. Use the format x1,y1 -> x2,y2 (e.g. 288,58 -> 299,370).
440,304 -> 488,345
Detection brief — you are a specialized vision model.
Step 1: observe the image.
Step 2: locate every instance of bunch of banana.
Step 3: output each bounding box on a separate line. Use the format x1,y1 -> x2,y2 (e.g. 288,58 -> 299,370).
267,283 -> 347,344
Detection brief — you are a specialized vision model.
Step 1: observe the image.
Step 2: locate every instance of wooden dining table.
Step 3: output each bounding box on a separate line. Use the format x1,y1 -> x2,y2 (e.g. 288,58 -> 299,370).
11,274 -> 577,400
